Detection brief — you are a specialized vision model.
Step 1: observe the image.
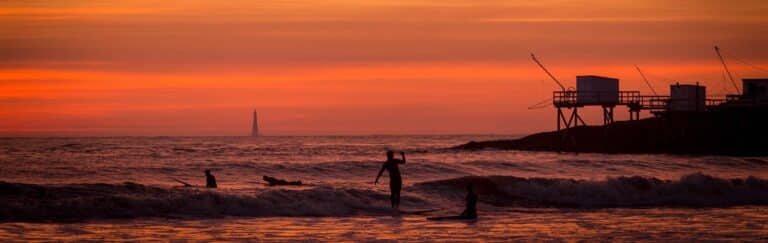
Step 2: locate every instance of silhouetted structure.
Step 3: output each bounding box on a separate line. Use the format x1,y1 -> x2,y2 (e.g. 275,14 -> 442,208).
553,75 -> 625,130
252,110 -> 260,137
263,175 -> 302,186
205,169 -> 217,188
375,150 -> 406,209
456,78 -> 768,156
457,74 -> 768,156
741,79 -> 768,101
462,49 -> 766,155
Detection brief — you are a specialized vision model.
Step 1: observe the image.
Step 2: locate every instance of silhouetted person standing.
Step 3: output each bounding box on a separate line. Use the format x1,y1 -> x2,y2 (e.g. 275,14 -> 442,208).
460,184 -> 477,219
205,169 -> 217,188
375,150 -> 406,209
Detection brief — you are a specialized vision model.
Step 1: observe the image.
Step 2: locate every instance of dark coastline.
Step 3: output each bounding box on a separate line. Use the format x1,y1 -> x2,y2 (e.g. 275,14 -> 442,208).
453,107 -> 768,156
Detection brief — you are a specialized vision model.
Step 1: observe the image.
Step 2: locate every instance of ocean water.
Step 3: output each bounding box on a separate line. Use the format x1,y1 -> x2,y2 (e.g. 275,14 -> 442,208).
1,135 -> 768,241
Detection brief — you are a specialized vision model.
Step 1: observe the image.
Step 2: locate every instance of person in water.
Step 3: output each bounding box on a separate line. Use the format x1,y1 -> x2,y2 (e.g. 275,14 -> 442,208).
459,183 -> 478,219
427,183 -> 478,221
374,150 -> 406,209
205,169 -> 217,188
263,175 -> 302,186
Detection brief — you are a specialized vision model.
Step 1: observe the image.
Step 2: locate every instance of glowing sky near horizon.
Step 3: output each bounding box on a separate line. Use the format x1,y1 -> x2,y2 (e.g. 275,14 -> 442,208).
1,0 -> 767,136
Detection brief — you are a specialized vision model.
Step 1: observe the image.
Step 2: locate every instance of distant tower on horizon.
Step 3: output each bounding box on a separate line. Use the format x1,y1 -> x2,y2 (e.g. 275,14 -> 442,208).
251,110 -> 260,137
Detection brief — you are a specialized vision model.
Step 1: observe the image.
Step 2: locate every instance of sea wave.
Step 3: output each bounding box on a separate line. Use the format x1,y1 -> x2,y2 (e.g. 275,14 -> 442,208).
414,173 -> 768,208
2,173 -> 767,221
0,182 -> 428,221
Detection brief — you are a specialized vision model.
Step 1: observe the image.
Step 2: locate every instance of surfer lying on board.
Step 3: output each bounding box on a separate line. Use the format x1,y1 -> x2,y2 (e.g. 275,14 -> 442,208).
374,150 -> 406,209
263,175 -> 302,186
428,184 -> 478,221
205,169 -> 217,188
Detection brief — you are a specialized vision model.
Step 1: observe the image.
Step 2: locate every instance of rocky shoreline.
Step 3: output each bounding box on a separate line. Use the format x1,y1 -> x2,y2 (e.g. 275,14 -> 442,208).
453,107 -> 768,156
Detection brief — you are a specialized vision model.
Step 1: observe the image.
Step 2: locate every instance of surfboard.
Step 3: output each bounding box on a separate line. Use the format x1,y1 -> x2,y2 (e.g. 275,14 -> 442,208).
257,182 -> 312,187
170,177 -> 193,187
398,208 -> 442,215
427,215 -> 477,221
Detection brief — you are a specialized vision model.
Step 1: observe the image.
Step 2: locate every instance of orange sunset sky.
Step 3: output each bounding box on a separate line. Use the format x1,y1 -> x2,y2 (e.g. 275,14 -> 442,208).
1,0 -> 767,136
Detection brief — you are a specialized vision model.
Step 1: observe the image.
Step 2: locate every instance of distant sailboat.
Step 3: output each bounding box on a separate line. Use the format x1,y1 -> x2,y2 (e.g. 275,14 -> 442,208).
252,110 -> 260,137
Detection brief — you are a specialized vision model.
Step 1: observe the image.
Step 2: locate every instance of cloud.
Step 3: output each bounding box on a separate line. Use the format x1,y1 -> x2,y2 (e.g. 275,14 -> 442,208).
477,16 -> 768,23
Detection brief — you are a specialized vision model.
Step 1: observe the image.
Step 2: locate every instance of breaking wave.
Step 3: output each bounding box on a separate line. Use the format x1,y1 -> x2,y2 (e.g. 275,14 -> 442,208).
3,173 -> 768,221
414,173 -> 768,208
0,182 -> 429,221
